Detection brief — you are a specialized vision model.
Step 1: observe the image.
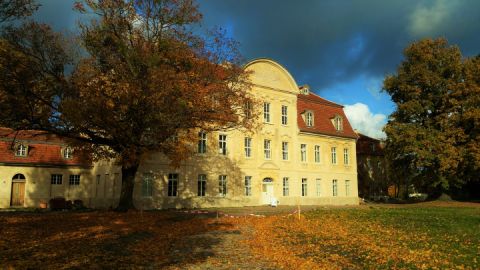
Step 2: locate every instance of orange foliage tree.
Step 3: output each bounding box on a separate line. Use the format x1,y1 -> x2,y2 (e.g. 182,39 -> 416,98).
0,0 -> 254,211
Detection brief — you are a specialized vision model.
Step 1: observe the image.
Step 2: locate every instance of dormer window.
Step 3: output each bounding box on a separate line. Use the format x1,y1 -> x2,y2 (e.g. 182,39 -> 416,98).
306,111 -> 314,127
300,84 -> 310,95
63,147 -> 73,159
15,144 -> 27,157
333,115 -> 343,131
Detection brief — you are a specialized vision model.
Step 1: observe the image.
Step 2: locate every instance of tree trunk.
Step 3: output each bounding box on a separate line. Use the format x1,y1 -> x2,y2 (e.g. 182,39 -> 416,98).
115,163 -> 139,212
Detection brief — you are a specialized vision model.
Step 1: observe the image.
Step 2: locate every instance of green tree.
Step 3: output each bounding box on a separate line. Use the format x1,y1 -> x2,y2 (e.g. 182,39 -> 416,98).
383,38 -> 480,196
0,0 -> 254,211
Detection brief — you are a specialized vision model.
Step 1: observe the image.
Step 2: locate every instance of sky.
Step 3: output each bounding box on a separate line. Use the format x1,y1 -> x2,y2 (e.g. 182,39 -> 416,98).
33,0 -> 480,139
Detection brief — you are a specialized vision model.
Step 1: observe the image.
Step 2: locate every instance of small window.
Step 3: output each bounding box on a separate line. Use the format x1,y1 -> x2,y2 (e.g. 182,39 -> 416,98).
282,142 -> 288,160
198,174 -> 206,197
283,177 -> 289,196
316,178 -> 321,196
344,148 -> 349,165
264,139 -> 271,159
51,174 -> 63,185
333,115 -> 343,131
300,85 -> 310,95
168,173 -> 178,197
263,102 -> 271,123
301,178 -> 308,196
333,179 -> 338,196
244,137 -> 252,158
306,112 -> 314,127
15,144 -> 27,157
198,132 -> 207,154
301,144 -> 307,162
69,175 -> 80,186
63,147 -> 73,159
219,134 -> 227,155
219,175 -> 227,197
245,101 -> 252,119
345,180 -> 351,196
281,105 -> 288,125
331,147 -> 337,164
314,145 -> 320,163
245,176 -> 252,196
142,173 -> 153,197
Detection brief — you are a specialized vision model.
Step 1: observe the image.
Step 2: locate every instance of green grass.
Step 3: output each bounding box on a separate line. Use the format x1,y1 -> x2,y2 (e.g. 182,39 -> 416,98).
305,205 -> 480,269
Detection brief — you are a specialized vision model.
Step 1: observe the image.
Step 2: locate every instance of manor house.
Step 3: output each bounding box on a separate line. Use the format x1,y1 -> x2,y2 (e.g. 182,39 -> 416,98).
0,59 -> 359,209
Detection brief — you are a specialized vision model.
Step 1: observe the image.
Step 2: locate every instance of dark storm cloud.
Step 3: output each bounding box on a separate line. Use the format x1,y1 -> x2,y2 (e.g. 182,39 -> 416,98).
198,0 -> 480,90
32,0 -> 480,93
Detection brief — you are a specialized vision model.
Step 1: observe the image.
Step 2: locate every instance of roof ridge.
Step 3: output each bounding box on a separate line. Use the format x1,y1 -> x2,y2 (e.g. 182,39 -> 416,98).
297,92 -> 343,108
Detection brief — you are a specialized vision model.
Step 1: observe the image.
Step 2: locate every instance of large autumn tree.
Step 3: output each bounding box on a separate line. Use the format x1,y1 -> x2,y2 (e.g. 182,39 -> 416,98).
383,38 -> 480,197
0,0 -> 254,211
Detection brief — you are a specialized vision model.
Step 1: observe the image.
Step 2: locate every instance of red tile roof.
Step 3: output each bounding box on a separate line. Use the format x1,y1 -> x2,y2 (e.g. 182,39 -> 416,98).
297,93 -> 358,139
0,128 -> 91,167
356,132 -> 385,156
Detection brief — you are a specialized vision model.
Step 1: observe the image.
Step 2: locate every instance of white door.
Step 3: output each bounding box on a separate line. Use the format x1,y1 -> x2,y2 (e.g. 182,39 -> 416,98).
262,183 -> 274,204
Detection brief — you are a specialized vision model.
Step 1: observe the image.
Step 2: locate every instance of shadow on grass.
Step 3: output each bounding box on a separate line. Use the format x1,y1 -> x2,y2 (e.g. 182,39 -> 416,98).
0,210 -> 236,269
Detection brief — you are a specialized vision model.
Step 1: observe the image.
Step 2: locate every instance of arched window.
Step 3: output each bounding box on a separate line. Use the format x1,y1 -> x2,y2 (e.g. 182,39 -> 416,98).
263,178 -> 273,183
12,174 -> 26,181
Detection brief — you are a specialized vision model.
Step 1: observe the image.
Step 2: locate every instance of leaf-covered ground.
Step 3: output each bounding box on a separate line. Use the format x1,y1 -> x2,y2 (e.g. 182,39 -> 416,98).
0,202 -> 478,269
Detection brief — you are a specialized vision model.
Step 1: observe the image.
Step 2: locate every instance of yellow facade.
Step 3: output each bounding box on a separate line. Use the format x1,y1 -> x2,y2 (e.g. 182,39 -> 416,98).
0,58 -> 358,209
126,58 -> 359,209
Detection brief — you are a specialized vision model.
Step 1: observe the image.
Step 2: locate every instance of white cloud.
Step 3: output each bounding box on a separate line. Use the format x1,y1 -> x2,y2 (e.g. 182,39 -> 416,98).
344,103 -> 386,139
408,0 -> 458,37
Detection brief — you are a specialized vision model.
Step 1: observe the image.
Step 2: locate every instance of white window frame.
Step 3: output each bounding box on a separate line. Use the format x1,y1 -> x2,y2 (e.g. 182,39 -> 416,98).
283,177 -> 289,196
15,144 -> 27,157
344,148 -> 349,165
282,141 -> 288,160
142,173 -> 153,197
281,105 -> 288,125
314,145 -> 320,163
219,134 -> 227,155
219,175 -> 227,197
301,144 -> 307,162
198,132 -> 207,154
198,174 -> 206,197
168,173 -> 178,197
264,139 -> 271,159
331,147 -> 337,164
63,147 -> 73,159
306,111 -> 313,127
245,176 -> 252,196
316,178 -> 321,196
51,174 -> 63,185
301,178 -> 308,196
334,116 -> 343,131
263,102 -> 271,123
244,137 -> 252,158
69,175 -> 80,186
333,179 -> 338,197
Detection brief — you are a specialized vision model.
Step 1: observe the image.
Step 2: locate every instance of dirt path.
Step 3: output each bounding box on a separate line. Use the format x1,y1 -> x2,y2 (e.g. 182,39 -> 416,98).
163,218 -> 275,270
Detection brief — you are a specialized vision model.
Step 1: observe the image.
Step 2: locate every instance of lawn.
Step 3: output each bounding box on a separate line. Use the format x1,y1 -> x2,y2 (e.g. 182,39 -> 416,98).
246,202 -> 480,269
0,202 -> 478,269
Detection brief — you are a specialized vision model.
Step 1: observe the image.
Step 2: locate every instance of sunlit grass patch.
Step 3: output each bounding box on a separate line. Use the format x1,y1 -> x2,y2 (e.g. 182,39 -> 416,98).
247,203 -> 480,269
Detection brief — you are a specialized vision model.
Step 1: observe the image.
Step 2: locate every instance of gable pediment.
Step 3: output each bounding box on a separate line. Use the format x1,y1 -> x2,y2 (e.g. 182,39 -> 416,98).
258,161 -> 280,170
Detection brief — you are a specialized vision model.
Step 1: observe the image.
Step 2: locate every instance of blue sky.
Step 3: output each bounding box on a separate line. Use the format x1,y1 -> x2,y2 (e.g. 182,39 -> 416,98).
33,0 -> 480,138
